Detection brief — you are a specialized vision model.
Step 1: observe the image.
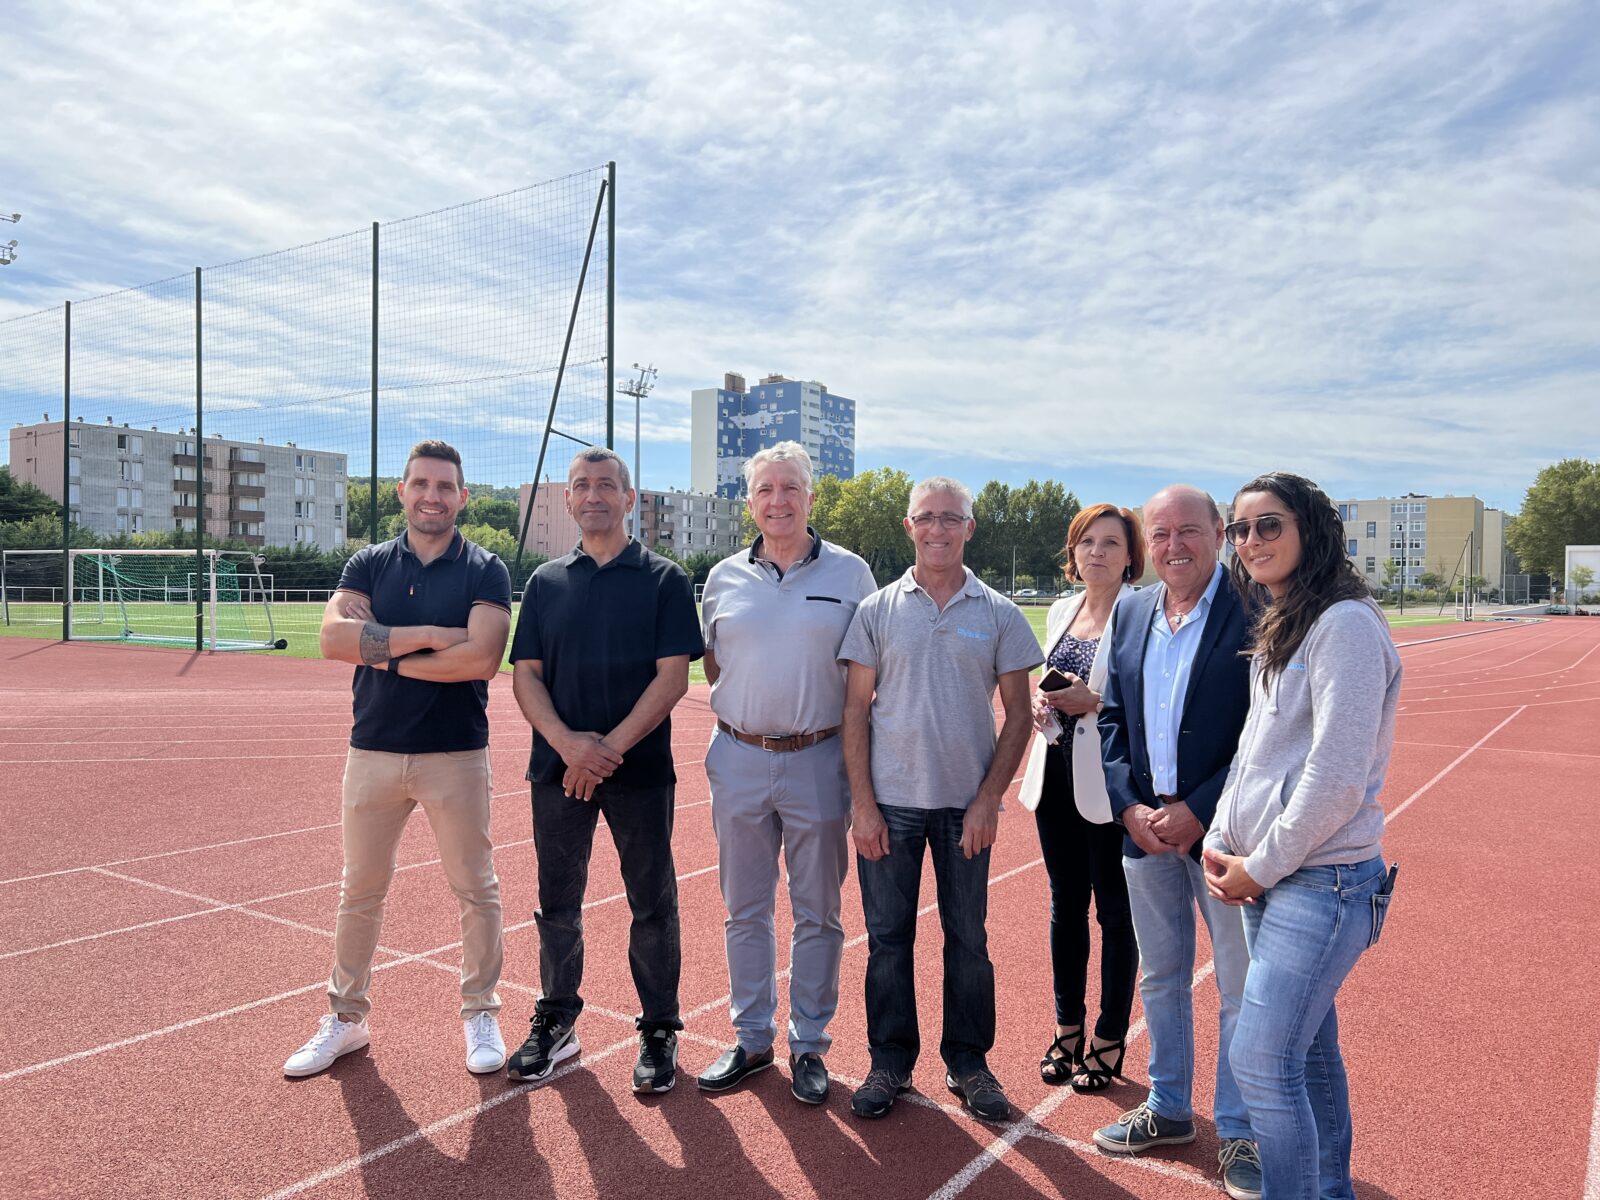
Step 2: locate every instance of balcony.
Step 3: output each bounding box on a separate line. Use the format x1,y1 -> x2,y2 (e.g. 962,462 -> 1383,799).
171,453 -> 215,468
172,504 -> 198,518
173,479 -> 197,493
227,509 -> 265,524
230,482 -> 267,498
229,453 -> 266,470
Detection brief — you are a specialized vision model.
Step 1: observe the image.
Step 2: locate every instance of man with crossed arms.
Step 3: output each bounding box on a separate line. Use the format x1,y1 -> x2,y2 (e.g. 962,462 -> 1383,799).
284,438 -> 512,1079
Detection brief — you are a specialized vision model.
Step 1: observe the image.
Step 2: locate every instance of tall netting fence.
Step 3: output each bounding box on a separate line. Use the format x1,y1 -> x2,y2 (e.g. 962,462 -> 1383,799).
1,164 -> 613,652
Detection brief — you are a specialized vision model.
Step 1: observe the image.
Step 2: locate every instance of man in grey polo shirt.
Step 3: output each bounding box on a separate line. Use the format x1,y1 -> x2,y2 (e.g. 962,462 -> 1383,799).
695,442 -> 877,1106
839,476 -> 1043,1123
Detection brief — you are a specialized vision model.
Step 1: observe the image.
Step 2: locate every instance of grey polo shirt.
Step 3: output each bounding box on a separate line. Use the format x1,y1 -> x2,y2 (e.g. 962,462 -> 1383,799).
702,529 -> 877,735
839,567 -> 1044,811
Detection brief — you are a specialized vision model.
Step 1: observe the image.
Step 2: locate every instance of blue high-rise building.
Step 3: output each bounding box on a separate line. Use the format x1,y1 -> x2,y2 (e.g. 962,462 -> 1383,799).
691,373 -> 856,499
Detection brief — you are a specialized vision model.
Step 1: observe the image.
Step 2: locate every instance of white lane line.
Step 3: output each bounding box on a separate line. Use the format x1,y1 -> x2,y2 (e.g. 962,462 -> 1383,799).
1386,707 -> 1525,823
254,1030 -> 644,1200
1393,739 -> 1600,762
251,856 -> 1050,1200
1585,1034 -> 1600,1200
1021,1125 -> 1226,1191
0,862 -> 723,1083
0,820 -> 344,887
929,693 -> 1528,1198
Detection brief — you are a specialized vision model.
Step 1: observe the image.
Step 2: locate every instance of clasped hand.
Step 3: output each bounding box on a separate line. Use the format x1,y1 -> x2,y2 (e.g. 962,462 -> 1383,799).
1202,847 -> 1264,905
559,731 -> 623,801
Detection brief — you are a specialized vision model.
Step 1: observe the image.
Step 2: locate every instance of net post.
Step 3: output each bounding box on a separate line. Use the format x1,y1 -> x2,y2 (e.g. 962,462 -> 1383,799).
370,220 -> 380,547
194,267 -> 205,653
513,172 -> 609,585
606,160 -> 616,451
209,550 -> 219,651
61,300 -> 72,642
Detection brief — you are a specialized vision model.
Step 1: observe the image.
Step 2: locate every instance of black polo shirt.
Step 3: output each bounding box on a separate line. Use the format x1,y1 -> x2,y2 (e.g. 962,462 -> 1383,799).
336,530 -> 512,754
510,538 -> 703,787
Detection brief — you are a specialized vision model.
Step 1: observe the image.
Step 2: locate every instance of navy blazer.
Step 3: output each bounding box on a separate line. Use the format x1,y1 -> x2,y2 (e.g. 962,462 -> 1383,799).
1098,572 -> 1253,862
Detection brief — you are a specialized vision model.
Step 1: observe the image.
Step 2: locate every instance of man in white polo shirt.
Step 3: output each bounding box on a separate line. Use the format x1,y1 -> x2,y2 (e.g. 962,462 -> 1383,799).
839,476 -> 1043,1123
695,442 -> 877,1106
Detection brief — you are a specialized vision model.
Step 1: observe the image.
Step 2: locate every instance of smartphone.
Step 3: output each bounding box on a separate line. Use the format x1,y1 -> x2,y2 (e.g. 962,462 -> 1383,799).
1039,667 -> 1074,692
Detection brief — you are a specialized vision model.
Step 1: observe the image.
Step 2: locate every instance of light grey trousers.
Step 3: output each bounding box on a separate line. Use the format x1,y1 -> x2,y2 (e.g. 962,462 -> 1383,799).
705,728 -> 852,1056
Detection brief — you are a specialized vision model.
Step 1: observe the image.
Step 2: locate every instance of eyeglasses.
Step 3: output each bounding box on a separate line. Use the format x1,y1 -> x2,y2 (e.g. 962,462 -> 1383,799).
908,512 -> 969,529
1224,514 -> 1293,545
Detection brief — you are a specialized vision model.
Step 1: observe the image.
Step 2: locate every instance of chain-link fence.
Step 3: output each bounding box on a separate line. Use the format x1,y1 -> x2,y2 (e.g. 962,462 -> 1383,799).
1,164 -> 613,651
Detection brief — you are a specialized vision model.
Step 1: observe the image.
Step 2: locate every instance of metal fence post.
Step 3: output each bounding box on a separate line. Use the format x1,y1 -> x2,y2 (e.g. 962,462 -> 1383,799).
60,301 -> 71,642
370,221 -> 379,544
195,267 -> 205,652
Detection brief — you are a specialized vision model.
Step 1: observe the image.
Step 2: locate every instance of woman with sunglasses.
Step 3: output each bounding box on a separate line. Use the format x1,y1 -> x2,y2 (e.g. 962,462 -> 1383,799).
1203,472 -> 1402,1200
1018,504 -> 1143,1092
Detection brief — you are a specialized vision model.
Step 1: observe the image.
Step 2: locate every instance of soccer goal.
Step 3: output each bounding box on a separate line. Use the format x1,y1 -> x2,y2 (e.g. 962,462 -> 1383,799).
66,549 -> 286,651
0,549 -> 71,626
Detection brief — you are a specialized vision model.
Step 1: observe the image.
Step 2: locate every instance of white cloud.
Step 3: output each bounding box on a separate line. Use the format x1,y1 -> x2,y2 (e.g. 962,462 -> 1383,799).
2,0 -> 1596,507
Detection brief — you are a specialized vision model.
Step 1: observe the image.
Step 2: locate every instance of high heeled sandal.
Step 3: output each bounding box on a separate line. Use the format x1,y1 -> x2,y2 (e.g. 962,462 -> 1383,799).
1071,1038 -> 1126,1093
1039,1029 -> 1084,1086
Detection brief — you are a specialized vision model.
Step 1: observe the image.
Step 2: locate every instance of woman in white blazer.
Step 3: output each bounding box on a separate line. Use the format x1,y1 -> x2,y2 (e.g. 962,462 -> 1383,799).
1020,503 -> 1143,1092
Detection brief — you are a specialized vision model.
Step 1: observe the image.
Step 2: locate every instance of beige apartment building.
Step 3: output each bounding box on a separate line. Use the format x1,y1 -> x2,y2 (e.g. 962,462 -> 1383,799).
1335,494 -> 1505,593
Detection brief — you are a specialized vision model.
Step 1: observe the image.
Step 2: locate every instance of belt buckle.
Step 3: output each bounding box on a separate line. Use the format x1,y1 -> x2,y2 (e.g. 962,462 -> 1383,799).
760,733 -> 788,752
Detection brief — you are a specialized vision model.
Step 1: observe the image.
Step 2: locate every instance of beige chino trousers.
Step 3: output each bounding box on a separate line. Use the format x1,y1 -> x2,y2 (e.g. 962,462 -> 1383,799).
329,747 -> 503,1020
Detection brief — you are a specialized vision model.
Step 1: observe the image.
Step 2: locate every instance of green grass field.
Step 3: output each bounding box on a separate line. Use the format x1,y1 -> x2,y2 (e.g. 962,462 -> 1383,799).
1,595 -> 1463,689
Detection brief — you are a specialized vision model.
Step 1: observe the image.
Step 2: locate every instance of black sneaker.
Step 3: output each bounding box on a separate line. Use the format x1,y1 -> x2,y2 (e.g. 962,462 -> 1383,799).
945,1067 -> 1011,1123
850,1068 -> 911,1118
633,1028 -> 678,1093
505,1012 -> 579,1083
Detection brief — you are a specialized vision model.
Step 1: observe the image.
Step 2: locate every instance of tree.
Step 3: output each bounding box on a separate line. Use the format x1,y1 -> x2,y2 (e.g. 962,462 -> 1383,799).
810,468 -> 915,583
0,468 -> 58,524
345,479 -> 402,544
1417,572 -> 1443,592
1507,459 -> 1600,577
1570,564 -> 1596,602
1381,558 -> 1399,591
461,496 -> 519,533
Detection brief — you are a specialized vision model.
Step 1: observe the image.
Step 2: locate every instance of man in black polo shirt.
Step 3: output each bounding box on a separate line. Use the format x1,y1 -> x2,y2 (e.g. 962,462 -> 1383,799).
506,446 -> 703,1093
282,439 -> 512,1080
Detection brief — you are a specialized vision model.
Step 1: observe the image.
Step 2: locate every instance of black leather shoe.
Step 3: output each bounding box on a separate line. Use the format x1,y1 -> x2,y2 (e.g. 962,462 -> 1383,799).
789,1052 -> 829,1105
696,1045 -> 775,1092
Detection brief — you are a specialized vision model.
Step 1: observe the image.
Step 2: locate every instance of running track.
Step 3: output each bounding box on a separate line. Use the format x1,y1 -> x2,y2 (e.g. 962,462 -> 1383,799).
2,619 -> 1598,1199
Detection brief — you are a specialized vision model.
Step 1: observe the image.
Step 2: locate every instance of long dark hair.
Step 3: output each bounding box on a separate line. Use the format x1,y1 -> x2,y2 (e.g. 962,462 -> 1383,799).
1230,472 -> 1370,687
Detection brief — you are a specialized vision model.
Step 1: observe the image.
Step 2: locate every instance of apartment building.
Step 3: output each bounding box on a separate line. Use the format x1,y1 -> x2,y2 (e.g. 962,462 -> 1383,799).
690,372 -> 856,499
1335,494 -> 1488,591
516,482 -> 745,560
8,418 -> 348,549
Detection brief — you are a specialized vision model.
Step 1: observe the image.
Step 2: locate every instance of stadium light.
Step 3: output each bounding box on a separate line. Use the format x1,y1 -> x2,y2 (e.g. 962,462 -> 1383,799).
0,240 -> 16,266
619,362 -> 657,540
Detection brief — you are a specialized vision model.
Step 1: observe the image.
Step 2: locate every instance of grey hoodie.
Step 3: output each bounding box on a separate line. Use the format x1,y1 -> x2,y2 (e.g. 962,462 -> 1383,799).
1206,598 -> 1402,889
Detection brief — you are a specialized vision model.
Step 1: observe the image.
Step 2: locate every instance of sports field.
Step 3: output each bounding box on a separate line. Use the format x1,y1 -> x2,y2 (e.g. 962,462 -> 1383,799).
3,618 -> 1598,1199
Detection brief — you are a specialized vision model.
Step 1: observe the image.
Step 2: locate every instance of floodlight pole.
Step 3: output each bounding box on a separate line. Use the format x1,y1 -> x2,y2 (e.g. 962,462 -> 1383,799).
618,364 -> 657,541
61,301 -> 71,641
195,267 -> 205,652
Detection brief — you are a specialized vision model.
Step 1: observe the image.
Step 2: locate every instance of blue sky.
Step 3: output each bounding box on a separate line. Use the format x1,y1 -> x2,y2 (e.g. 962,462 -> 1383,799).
3,0 -> 1597,513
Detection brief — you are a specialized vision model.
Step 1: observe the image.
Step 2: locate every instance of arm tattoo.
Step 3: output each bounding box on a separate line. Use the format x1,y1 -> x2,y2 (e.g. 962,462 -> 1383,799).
359,621 -> 392,666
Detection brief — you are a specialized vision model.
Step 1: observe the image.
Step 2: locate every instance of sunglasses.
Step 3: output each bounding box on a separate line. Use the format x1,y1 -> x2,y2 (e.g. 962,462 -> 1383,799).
1224,514 -> 1293,545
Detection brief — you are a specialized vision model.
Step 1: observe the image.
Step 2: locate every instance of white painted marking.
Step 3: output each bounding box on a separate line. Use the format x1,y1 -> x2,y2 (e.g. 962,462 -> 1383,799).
1585,1034 -> 1600,1200
0,820 -> 344,887
1386,707 -> 1525,823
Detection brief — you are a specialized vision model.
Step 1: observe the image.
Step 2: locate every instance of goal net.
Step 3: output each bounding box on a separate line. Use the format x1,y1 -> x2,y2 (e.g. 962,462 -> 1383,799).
65,549 -> 284,651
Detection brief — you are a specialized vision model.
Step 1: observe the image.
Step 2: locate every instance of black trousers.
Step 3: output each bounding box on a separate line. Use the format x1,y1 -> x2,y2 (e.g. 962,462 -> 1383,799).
1034,745 -> 1138,1040
531,780 -> 682,1031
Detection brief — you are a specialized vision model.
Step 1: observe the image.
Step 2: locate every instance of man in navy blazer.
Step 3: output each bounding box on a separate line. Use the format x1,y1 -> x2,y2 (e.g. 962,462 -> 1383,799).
1091,486 -> 1260,1200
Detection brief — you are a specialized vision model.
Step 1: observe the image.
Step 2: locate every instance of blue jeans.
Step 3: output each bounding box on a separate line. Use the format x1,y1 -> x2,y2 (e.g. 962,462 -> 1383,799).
857,804 -> 993,1077
1123,851 -> 1253,1140
1231,857 -> 1390,1200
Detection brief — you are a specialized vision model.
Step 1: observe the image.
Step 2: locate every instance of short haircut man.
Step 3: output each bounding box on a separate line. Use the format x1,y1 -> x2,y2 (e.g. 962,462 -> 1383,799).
1092,484 -> 1258,1193
284,438 -> 513,1079
694,442 -> 877,1105
838,475 -> 1044,1122
505,446 -> 704,1093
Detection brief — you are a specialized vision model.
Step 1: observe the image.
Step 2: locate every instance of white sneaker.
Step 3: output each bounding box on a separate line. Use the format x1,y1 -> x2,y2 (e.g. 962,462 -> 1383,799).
283,1014 -> 370,1077
464,1011 -> 506,1074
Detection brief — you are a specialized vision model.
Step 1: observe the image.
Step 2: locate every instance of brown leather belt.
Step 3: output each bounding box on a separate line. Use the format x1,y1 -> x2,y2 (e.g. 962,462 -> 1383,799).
716,720 -> 840,753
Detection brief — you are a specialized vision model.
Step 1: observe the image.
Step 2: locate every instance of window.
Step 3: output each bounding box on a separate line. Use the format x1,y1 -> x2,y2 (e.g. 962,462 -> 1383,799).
119,460 -> 142,482
1366,557 -> 1377,573
117,487 -> 129,508
115,513 -> 129,533
68,483 -> 80,504
175,518 -> 189,533
294,524 -> 312,543
1366,521 -> 1377,538
294,477 -> 305,497
334,481 -> 345,501
333,528 -> 345,548
1347,539 -> 1358,556
176,440 -> 194,456
131,488 -> 142,508
175,465 -> 195,482
304,479 -> 315,498
130,514 -> 143,533
69,456 -> 81,480
239,497 -> 263,512
68,427 -> 82,448
333,504 -> 343,520
305,454 -> 315,470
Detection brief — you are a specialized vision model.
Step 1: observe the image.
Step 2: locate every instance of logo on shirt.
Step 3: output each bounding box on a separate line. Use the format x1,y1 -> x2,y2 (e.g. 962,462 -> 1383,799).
955,627 -> 991,640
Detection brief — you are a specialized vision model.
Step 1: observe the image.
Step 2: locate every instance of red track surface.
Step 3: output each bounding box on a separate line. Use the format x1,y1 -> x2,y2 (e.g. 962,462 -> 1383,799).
3,620 -> 1599,1200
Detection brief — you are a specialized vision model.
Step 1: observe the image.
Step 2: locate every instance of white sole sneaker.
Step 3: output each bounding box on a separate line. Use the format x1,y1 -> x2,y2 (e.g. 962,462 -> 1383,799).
464,1014 -> 507,1074
284,1015 -> 370,1078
